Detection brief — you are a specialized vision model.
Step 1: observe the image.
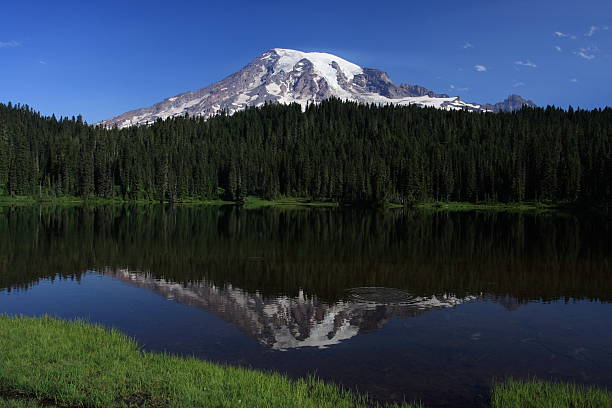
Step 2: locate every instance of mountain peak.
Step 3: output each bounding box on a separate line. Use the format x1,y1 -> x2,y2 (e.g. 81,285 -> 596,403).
269,48 -> 363,78
100,49 -> 535,128
483,94 -> 536,112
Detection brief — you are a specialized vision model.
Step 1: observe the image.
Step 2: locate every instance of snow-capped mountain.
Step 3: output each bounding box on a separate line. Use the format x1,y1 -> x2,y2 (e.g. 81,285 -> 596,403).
100,48 -> 535,128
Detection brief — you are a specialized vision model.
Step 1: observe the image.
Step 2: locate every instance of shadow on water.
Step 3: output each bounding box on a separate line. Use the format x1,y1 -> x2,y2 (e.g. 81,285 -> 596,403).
0,205 -> 611,407
1,205 -> 610,301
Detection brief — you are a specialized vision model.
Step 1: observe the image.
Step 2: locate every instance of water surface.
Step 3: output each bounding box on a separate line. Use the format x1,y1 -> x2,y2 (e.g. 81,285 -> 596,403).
1,206 -> 611,407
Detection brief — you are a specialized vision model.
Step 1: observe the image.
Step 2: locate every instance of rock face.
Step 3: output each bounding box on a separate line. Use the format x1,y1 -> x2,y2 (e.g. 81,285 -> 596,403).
100,48 -> 535,128
483,94 -> 536,112
106,269 -> 475,350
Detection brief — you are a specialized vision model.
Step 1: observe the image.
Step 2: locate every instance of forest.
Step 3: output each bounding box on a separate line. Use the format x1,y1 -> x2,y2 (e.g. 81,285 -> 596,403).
0,99 -> 610,206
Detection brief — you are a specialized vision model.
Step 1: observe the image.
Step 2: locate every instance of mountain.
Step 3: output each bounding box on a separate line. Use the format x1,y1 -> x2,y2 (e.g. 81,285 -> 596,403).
482,94 -> 536,113
100,48 -> 535,128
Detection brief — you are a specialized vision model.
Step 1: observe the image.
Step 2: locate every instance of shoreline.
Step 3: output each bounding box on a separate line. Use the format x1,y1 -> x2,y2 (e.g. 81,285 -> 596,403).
0,316 -> 610,408
0,195 -> 591,213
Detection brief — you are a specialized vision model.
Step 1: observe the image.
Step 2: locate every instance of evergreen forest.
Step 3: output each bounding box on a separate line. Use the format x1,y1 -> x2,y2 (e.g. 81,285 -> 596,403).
0,99 -> 610,206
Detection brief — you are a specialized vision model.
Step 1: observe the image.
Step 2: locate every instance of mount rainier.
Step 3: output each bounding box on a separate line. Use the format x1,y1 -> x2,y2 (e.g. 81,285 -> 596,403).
100,48 -> 535,128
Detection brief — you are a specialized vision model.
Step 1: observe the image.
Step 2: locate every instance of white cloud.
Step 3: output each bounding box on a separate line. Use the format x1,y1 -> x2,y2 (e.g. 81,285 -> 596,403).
554,32 -> 577,39
514,60 -> 537,68
463,42 -> 474,49
586,26 -> 597,36
576,51 -> 595,60
449,84 -> 469,92
39,60 -> 47,65
575,47 -> 597,60
0,40 -> 20,48
513,81 -> 526,88
555,46 -> 562,52
570,78 -> 578,83
474,64 -> 487,72
585,25 -> 609,36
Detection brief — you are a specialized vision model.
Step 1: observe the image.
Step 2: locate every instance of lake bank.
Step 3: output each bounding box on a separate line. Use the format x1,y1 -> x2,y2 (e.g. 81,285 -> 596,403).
0,315 -> 413,408
0,195 -> 590,213
1,316 -> 610,408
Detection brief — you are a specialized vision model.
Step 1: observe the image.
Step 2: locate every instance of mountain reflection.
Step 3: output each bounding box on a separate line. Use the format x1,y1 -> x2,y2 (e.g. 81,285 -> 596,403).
107,269 -> 475,350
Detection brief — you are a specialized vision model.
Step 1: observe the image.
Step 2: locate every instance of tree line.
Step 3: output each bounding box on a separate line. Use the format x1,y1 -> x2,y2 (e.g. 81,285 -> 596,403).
0,99 -> 610,205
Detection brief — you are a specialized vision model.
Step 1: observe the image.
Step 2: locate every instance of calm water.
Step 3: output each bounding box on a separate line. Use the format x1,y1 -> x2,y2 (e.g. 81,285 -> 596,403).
1,205 -> 611,407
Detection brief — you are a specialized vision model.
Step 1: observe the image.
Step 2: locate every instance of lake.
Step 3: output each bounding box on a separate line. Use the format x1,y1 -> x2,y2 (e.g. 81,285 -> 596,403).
1,205 -> 611,407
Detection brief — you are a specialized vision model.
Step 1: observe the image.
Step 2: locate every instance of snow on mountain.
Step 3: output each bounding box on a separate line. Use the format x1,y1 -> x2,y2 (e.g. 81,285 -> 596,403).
273,49 -> 363,87
100,48 -> 535,129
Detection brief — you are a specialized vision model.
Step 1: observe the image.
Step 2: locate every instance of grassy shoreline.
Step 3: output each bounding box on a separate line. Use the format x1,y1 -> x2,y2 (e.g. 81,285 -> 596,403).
1,316 -> 610,408
0,195 -> 576,212
411,201 -> 564,212
0,195 -> 234,207
0,316 -> 414,408
0,195 -> 336,208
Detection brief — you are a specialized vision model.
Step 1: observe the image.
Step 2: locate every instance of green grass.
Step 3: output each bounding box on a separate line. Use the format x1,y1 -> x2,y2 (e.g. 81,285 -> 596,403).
243,196 -> 337,209
0,195 -> 234,207
491,378 -> 612,408
0,400 -> 51,408
0,398 -> 61,408
1,316 -> 610,408
399,201 -> 564,212
0,195 -> 335,209
0,315 -> 416,408
0,195 -> 578,213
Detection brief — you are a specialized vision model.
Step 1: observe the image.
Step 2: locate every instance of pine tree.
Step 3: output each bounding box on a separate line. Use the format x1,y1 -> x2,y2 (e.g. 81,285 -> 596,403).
0,124 -> 9,194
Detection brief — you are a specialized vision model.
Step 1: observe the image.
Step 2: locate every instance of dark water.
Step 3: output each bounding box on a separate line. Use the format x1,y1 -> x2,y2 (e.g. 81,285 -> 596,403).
1,205 -> 611,407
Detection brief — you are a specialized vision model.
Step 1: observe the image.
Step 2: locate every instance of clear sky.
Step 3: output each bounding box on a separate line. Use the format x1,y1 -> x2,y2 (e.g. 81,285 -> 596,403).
1,0 -> 610,123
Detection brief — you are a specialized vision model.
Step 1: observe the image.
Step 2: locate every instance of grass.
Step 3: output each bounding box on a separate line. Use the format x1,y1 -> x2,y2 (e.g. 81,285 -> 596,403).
0,195 -> 572,213
0,399 -> 59,408
1,316 -> 610,407
242,196 -> 337,209
0,400 -> 52,408
0,315 -> 416,408
0,194 -> 588,215
393,201 -> 565,212
0,195 -> 234,207
0,195 -> 335,209
491,378 -> 612,408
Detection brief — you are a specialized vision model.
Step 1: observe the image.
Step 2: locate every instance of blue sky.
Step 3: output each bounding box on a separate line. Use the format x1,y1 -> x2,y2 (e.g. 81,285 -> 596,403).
1,0 -> 610,123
